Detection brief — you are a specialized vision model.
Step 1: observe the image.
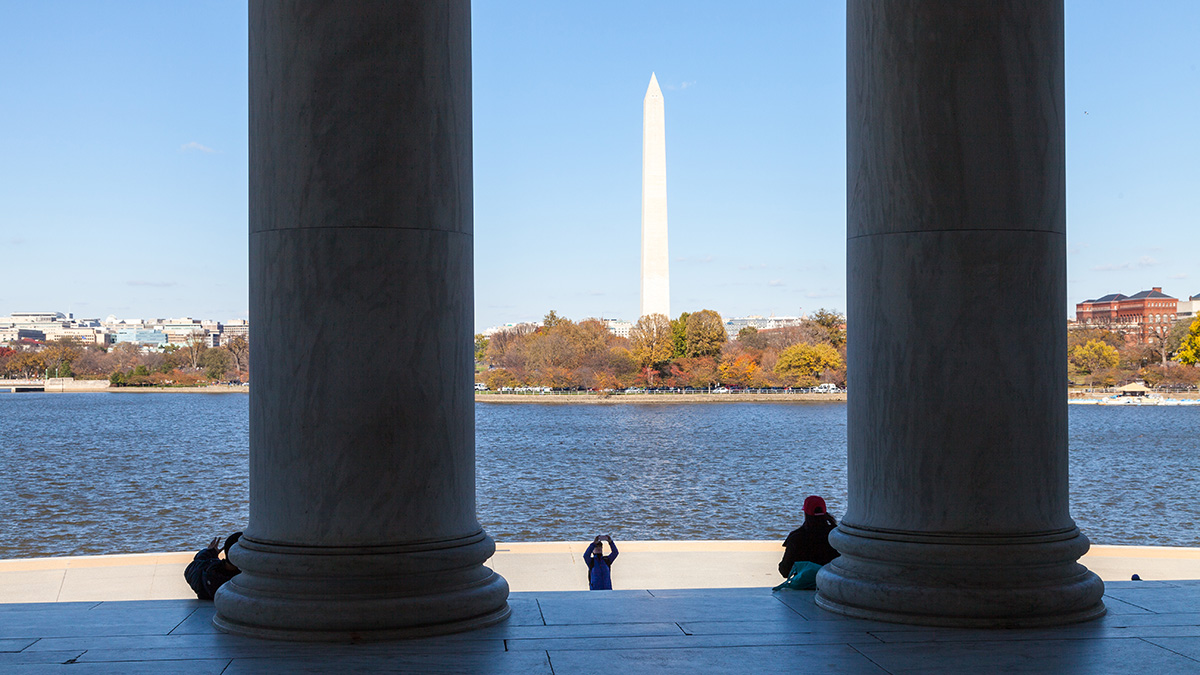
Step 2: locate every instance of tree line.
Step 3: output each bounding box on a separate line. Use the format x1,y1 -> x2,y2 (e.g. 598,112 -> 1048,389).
1068,315 -> 1200,388
476,309 -> 848,391
0,334 -> 249,386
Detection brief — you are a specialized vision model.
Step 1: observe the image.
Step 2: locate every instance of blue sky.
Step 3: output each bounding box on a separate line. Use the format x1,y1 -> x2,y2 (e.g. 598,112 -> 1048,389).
0,2 -> 1196,330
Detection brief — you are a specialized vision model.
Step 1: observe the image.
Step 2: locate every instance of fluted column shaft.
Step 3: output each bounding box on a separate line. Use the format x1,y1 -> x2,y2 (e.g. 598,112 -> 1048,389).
213,0 -> 509,640
816,1 -> 1105,627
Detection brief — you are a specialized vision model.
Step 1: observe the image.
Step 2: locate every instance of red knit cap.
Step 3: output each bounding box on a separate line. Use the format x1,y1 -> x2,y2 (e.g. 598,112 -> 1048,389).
803,495 -> 827,516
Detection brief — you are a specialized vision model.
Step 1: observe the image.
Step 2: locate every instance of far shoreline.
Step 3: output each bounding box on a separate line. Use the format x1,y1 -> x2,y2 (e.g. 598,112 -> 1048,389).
476,392 -> 847,404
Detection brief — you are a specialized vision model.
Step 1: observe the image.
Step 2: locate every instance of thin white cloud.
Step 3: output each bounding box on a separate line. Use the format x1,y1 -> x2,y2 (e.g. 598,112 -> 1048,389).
1092,256 -> 1159,272
1169,273 -> 1189,280
128,280 -> 179,288
665,81 -> 697,91
768,279 -> 785,287
180,141 -> 217,153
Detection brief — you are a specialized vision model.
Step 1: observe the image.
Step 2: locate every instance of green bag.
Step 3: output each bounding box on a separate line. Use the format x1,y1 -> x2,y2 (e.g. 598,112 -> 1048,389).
772,561 -> 822,591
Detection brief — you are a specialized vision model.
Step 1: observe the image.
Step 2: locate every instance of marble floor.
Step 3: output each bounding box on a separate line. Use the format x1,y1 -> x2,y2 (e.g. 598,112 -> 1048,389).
3,582 -> 1200,674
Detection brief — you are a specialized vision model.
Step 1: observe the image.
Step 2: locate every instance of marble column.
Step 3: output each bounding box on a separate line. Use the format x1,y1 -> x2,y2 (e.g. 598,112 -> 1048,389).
213,1 -> 510,640
816,2 -> 1106,627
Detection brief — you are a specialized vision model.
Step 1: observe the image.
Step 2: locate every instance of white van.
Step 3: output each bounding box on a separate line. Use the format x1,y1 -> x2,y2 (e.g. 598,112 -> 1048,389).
814,383 -> 840,393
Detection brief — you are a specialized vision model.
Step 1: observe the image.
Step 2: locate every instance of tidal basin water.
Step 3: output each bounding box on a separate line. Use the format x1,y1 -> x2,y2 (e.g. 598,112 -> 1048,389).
1,393 -> 1197,559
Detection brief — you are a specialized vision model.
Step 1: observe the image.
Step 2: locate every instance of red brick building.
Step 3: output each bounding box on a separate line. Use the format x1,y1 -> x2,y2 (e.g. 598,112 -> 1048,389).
1075,287 -> 1178,345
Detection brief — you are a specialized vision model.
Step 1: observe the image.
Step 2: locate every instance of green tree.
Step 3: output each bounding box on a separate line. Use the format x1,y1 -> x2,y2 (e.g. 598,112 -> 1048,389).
543,310 -> 569,330
774,342 -> 842,385
810,309 -> 847,347
737,326 -> 767,350
201,348 -> 233,380
1176,317 -> 1200,366
669,312 -> 690,358
685,309 -> 727,358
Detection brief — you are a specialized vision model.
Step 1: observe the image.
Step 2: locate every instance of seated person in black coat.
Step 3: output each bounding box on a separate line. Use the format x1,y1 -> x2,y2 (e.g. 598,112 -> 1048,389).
779,495 -> 840,578
184,532 -> 242,599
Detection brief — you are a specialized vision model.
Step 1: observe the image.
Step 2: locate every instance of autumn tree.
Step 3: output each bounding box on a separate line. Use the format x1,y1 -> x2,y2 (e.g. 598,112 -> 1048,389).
0,346 -> 14,376
226,335 -> 249,374
1067,327 -> 1123,351
5,349 -> 46,378
718,354 -> 762,387
1070,339 -> 1120,385
685,309 -> 727,358
485,323 -> 537,369
42,339 -> 81,378
474,334 -> 488,362
181,331 -> 208,370
629,314 -> 673,369
665,356 -> 720,389
774,342 -> 842,386
1176,317 -> 1200,366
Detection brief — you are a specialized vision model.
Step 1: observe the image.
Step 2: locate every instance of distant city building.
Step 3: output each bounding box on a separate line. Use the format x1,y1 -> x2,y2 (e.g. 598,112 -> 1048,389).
1,311 -> 249,348
1075,287 -> 1178,344
114,329 -> 168,346
44,326 -> 109,346
4,314 -> 106,345
221,319 -> 250,345
601,318 -> 633,339
0,327 -> 45,342
724,315 -> 806,339
1176,294 -> 1200,320
480,322 -> 539,338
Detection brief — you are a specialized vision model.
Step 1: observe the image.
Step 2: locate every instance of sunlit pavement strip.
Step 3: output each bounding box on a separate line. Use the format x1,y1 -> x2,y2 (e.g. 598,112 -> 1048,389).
2,544 -> 1200,673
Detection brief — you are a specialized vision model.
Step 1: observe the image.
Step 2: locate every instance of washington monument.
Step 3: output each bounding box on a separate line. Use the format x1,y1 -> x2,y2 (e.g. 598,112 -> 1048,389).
640,73 -> 670,318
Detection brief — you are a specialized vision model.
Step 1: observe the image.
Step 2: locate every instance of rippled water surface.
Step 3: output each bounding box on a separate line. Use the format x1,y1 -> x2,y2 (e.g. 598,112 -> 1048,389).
1,393 -> 1197,558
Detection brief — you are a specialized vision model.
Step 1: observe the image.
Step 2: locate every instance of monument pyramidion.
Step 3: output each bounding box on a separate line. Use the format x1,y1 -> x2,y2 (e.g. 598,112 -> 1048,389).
641,72 -> 670,319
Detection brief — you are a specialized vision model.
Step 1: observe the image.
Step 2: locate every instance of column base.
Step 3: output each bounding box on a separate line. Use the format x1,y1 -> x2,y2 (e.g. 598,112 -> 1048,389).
213,531 -> 510,641
814,523 -> 1106,628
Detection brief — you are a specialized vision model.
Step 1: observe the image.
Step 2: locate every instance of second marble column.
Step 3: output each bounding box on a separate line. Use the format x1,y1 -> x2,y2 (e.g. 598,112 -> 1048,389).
815,1 -> 1106,627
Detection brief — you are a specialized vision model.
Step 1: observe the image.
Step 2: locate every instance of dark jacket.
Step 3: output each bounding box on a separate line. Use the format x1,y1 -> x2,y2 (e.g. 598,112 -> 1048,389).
583,540 -> 619,590
779,515 -> 839,577
184,548 -> 240,599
